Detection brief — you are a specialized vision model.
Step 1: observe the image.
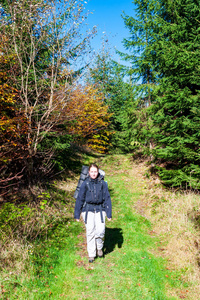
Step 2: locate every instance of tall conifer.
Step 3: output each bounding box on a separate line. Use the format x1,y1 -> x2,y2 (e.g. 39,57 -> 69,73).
122,0 -> 200,188
89,53 -> 136,152
150,0 -> 200,188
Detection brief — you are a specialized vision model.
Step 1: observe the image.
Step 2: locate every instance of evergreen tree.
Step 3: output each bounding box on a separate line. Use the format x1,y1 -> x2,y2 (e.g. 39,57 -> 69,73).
120,0 -> 159,106
88,50 -> 136,152
122,0 -> 200,188
119,0 -> 160,157
150,0 -> 200,188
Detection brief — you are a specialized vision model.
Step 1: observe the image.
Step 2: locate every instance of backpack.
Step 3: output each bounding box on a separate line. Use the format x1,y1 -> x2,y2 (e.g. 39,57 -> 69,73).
73,165 -> 105,199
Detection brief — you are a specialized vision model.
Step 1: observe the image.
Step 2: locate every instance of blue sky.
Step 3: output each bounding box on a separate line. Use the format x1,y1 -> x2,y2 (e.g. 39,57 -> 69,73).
85,0 -> 136,62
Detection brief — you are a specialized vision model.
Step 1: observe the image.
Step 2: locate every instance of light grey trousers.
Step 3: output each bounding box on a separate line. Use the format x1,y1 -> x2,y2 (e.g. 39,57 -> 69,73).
82,211 -> 106,257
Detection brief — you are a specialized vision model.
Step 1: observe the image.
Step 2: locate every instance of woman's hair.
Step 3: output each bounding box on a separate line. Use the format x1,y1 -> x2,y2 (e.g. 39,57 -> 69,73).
89,163 -> 99,172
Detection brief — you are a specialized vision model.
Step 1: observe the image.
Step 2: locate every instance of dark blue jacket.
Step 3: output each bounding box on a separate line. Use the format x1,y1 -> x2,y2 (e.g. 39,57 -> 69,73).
74,175 -> 112,220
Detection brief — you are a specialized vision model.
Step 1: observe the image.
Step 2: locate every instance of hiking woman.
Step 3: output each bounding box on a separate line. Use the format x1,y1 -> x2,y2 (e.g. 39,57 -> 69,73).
74,163 -> 112,263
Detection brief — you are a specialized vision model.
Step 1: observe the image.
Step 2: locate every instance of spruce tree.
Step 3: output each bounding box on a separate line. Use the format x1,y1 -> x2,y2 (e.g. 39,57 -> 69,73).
121,0 -> 200,188
150,0 -> 200,188
88,52 -> 136,152
120,0 -> 159,105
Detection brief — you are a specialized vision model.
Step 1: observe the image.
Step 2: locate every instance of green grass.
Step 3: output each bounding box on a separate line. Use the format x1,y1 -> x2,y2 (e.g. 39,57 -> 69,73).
1,154 -> 188,299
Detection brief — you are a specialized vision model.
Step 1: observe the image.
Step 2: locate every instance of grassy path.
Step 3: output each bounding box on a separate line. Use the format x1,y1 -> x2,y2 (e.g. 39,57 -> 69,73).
8,154 -> 192,299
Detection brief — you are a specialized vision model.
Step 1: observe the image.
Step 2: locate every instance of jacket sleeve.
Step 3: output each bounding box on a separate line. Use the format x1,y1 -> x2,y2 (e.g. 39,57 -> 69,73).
74,181 -> 87,219
103,182 -> 112,219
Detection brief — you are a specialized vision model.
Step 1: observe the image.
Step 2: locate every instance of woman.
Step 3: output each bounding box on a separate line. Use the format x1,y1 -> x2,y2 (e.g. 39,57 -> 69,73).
74,163 -> 112,263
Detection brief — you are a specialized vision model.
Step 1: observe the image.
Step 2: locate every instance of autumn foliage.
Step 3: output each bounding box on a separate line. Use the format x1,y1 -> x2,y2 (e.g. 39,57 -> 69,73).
0,40 -> 29,195
0,0 -> 112,199
65,84 -> 112,153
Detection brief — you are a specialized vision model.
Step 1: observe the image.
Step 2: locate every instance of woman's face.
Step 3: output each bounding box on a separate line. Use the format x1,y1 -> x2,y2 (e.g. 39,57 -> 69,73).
89,166 -> 98,179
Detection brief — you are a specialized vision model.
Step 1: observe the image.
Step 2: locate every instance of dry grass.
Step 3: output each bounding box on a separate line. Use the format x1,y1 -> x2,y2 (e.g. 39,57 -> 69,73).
131,160 -> 200,299
0,240 -> 32,299
0,240 -> 31,273
56,178 -> 78,193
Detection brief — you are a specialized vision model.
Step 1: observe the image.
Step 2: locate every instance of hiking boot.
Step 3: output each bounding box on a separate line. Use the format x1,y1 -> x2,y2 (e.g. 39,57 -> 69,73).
97,249 -> 103,257
89,257 -> 94,263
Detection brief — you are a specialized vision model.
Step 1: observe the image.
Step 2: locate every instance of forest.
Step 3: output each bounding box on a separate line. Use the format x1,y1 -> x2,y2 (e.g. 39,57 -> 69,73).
0,0 -> 200,298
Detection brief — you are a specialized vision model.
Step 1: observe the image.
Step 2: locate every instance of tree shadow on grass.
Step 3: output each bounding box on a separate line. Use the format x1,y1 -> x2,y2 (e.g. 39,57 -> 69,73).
104,227 -> 123,255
